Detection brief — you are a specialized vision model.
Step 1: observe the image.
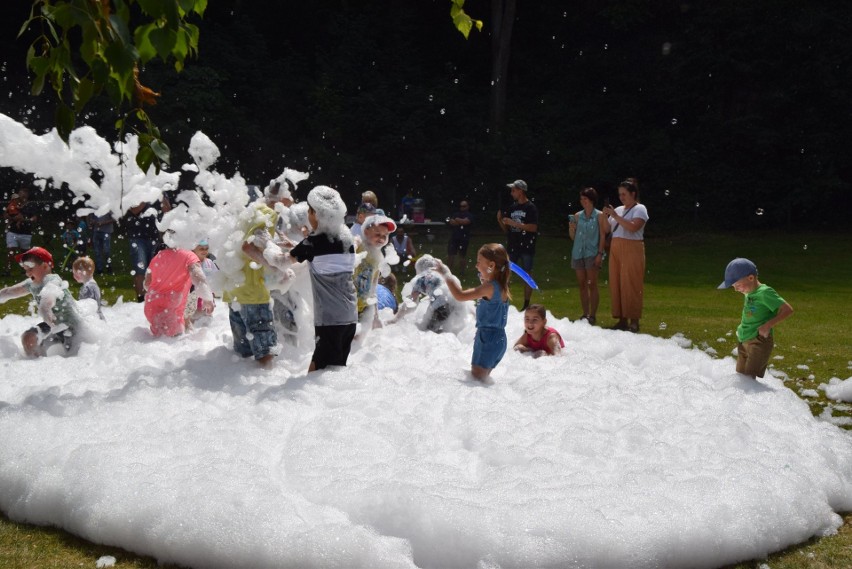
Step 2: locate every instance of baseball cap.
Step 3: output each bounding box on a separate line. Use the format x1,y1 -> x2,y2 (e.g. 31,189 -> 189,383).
357,203 -> 377,215
15,246 -> 53,267
718,258 -> 757,289
507,179 -> 528,192
362,214 -> 397,233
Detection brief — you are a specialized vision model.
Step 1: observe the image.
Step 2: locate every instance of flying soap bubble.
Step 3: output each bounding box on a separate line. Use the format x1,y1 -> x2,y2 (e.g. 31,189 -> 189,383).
671,118 -> 678,125
659,322 -> 668,330
756,208 -> 764,216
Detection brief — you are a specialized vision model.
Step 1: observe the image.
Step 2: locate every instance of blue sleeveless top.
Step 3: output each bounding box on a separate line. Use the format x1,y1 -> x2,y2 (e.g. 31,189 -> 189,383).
571,208 -> 602,260
476,280 -> 509,329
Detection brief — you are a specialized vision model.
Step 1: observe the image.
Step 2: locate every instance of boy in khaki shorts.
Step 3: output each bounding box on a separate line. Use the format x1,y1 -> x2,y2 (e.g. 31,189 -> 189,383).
718,258 -> 794,378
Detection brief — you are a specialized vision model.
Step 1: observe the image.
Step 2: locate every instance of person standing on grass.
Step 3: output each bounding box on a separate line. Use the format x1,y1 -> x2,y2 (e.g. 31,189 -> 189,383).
497,180 -> 538,310
568,187 -> 607,325
4,187 -> 38,277
90,213 -> 114,274
602,178 -> 648,333
718,258 -> 793,380
447,200 -> 473,277
124,196 -> 171,302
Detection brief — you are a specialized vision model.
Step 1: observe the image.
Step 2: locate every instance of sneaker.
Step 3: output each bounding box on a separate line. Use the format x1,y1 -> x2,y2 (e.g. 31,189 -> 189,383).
628,323 -> 640,333
609,321 -> 629,331
587,316 -> 596,325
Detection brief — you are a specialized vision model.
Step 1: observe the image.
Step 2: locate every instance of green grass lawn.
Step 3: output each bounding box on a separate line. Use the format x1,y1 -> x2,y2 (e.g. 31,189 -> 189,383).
1,230 -> 851,568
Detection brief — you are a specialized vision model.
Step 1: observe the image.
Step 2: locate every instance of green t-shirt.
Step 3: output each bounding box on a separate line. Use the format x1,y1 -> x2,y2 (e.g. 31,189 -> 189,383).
737,283 -> 785,342
223,205 -> 278,305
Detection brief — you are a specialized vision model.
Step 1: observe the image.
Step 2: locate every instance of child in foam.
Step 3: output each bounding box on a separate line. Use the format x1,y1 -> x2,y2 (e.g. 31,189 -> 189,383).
0,246 -> 81,356
288,186 -> 358,372
513,304 -> 564,357
143,245 -> 214,337
395,254 -> 461,333
183,240 -> 219,326
72,256 -> 105,321
438,243 -> 511,381
353,214 -> 396,327
718,258 -> 794,379
349,202 -> 376,240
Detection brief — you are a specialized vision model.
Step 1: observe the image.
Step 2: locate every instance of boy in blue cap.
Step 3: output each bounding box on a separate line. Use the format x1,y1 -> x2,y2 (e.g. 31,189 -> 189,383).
718,258 -> 793,379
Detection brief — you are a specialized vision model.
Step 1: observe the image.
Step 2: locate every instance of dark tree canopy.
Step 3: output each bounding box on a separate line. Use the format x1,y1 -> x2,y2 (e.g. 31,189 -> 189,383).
2,0 -> 850,232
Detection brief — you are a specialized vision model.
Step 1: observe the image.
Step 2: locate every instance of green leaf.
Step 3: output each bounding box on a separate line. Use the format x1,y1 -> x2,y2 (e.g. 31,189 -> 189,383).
74,78 -> 95,112
185,23 -> 200,55
108,14 -> 133,46
150,27 -> 177,60
194,0 -> 207,17
55,103 -> 75,143
31,72 -> 46,97
49,3 -> 75,29
91,57 -> 110,84
134,22 -> 158,63
136,145 -> 155,173
150,138 -> 171,163
174,27 -> 189,61
115,118 -> 125,130
137,0 -> 165,18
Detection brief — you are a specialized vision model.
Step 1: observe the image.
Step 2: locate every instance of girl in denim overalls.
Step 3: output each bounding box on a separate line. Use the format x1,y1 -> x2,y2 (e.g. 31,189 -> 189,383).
439,243 -> 510,381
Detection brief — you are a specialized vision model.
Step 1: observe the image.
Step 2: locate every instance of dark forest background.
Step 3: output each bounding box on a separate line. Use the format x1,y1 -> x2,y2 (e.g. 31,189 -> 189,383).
1,0 -> 850,233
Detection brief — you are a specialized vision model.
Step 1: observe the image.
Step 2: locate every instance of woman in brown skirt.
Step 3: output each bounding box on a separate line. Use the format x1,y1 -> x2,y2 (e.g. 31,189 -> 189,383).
602,179 -> 649,332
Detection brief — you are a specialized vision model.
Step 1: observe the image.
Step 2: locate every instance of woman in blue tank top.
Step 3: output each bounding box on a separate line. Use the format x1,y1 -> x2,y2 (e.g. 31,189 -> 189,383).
568,187 -> 607,324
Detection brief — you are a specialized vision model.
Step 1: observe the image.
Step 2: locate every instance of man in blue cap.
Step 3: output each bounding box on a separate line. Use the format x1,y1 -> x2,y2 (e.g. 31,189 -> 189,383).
718,258 -> 794,379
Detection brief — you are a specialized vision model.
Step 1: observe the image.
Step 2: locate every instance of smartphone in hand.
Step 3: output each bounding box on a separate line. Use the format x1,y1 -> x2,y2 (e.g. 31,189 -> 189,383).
568,214 -> 576,223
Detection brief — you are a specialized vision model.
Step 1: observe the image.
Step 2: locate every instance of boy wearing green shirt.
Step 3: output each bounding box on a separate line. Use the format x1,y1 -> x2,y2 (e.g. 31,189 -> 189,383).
718,258 -> 794,379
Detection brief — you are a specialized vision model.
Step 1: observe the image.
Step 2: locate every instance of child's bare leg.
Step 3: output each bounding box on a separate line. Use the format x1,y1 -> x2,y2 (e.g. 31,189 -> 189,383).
21,330 -> 41,357
471,365 -> 491,381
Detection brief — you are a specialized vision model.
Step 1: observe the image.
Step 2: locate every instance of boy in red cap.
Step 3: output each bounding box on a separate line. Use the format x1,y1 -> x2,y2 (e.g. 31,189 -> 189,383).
0,247 -> 80,356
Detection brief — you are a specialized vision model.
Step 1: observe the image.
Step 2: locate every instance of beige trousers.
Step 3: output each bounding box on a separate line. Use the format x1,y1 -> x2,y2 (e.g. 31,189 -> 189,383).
608,238 -> 645,320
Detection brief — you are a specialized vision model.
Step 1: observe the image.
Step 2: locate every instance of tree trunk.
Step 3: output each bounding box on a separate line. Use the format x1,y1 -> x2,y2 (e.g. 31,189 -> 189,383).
490,0 -> 516,136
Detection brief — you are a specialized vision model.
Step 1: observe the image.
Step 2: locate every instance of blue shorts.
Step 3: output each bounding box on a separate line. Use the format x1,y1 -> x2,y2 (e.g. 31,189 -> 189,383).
6,231 -> 33,250
229,303 -> 277,360
129,238 -> 157,274
471,327 -> 507,370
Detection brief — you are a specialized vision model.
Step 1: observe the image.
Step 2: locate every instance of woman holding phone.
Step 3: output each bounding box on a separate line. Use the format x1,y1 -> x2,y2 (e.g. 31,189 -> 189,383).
602,178 -> 649,332
568,187 -> 607,324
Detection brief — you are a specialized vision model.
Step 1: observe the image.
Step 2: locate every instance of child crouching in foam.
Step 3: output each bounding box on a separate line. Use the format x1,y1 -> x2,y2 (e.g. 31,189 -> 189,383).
395,254 -> 463,333
0,247 -> 81,357
513,303 -> 564,357
72,256 -> 105,320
